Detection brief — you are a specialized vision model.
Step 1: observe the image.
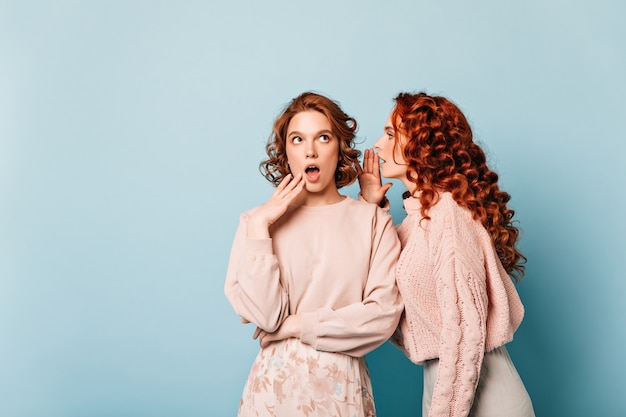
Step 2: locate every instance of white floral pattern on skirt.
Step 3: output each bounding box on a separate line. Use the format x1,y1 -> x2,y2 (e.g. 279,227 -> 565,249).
238,338 -> 376,417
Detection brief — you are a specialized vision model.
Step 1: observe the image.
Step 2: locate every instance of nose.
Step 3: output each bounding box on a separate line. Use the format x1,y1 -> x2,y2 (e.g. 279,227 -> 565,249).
373,135 -> 384,150
306,143 -> 318,158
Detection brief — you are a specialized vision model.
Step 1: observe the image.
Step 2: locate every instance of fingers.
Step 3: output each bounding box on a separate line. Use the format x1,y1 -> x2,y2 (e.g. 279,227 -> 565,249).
274,173 -> 294,194
259,335 -> 269,348
253,327 -> 262,340
362,149 -> 371,174
367,149 -> 374,174
260,332 -> 274,349
288,173 -> 305,193
370,149 -> 381,178
361,149 -> 382,181
274,173 -> 304,198
281,174 -> 305,205
363,148 -> 377,175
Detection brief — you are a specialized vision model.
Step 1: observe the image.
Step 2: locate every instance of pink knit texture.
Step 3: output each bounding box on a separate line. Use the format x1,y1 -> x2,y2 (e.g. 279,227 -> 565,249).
393,192 -> 524,417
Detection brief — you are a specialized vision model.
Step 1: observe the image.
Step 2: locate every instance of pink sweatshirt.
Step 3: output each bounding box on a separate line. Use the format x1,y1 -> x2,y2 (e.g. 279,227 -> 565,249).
393,192 -> 524,417
224,196 -> 403,357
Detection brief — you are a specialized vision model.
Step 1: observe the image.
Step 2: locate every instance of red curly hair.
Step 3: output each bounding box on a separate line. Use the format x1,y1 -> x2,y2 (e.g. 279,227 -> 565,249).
392,92 -> 526,281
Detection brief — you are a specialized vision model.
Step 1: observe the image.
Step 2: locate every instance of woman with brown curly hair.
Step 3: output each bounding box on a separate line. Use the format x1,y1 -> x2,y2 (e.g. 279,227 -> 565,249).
359,92 -> 535,417
225,92 -> 403,417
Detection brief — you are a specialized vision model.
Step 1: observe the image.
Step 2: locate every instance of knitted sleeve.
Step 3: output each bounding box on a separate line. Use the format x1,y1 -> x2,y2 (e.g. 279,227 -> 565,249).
429,209 -> 489,417
223,212 -> 290,333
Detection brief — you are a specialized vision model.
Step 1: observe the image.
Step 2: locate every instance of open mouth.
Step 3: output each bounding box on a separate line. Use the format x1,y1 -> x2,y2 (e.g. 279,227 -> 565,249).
305,165 -> 320,181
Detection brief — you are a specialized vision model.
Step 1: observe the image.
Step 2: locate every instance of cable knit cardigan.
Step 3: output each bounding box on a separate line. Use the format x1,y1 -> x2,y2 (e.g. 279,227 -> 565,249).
392,192 -> 525,417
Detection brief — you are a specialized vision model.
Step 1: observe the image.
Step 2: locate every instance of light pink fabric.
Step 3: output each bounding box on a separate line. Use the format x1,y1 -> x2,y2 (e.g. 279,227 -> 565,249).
392,192 -> 526,417
225,196 -> 403,416
423,346 -> 535,417
237,338 -> 376,417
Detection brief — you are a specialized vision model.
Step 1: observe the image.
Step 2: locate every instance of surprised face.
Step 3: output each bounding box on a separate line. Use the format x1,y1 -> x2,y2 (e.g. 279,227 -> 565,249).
285,110 -> 341,203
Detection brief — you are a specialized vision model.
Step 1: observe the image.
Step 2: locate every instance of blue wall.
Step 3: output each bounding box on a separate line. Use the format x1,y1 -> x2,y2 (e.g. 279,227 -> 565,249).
1,1 -> 624,416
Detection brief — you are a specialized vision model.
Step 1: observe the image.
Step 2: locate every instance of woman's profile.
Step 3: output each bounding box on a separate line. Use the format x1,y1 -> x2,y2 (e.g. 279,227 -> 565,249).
359,91 -> 535,417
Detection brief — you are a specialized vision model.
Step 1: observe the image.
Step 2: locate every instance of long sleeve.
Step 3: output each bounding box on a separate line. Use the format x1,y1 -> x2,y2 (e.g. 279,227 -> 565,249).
224,211 -> 290,332
430,257 -> 488,416
428,208 -> 489,417
225,197 -> 403,357
393,193 -> 525,416
299,205 -> 403,357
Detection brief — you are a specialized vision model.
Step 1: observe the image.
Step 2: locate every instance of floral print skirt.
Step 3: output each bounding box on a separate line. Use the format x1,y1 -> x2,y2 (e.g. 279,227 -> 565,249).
238,338 -> 376,417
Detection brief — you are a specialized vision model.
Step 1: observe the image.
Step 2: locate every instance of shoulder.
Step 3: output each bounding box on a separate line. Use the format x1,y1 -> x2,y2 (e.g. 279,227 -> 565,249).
238,204 -> 264,223
341,196 -> 396,236
343,195 -> 384,213
429,193 -> 484,247
429,193 -> 473,226
348,196 -> 394,220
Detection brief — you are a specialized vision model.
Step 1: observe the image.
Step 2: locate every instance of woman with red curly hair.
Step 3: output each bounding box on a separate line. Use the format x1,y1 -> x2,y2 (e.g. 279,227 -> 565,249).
359,92 -> 535,417
225,92 -> 403,417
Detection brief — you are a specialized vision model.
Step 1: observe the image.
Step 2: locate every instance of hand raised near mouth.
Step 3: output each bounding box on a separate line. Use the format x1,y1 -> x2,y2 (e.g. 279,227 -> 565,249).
358,148 -> 392,206
246,173 -> 306,239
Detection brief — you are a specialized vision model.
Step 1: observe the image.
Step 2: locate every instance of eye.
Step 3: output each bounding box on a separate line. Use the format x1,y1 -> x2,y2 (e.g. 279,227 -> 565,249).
319,134 -> 331,143
386,132 -> 394,140
292,136 -> 303,144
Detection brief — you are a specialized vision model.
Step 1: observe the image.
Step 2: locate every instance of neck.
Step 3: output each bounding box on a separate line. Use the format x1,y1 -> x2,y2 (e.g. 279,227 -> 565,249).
400,178 -> 419,195
302,189 -> 344,206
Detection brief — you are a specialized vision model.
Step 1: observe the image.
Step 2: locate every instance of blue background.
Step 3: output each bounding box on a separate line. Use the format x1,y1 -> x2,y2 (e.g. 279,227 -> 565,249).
1,1 -> 624,416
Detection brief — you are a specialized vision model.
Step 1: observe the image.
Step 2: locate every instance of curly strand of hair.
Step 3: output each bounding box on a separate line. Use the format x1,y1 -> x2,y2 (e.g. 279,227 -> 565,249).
394,92 -> 526,281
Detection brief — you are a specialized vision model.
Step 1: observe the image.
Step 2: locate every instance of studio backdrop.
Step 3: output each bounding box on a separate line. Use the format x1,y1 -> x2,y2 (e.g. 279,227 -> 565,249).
1,1 -> 624,416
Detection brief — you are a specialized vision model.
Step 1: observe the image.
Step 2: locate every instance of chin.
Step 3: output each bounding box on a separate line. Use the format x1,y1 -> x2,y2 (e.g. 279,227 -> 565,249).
305,185 -> 323,193
382,168 -> 400,180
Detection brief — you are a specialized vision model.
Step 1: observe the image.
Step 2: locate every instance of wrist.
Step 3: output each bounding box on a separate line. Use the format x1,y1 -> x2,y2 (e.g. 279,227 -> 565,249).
246,218 -> 270,239
289,314 -> 302,339
358,192 -> 381,205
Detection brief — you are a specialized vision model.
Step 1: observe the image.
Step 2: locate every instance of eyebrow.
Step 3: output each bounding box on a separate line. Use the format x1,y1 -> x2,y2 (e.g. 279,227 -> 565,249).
288,129 -> 334,137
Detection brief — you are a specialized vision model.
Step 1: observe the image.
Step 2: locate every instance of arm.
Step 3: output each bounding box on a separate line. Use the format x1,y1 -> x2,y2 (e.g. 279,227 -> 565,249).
389,314 -> 408,354
223,174 -> 305,332
429,223 -> 489,417
223,216 -> 290,332
254,208 -> 402,356
299,210 -> 403,357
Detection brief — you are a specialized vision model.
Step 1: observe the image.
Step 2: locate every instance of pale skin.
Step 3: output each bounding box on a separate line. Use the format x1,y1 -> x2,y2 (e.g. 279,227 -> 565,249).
242,173 -> 305,348
357,148 -> 392,205
245,110 -> 345,348
358,111 -> 417,205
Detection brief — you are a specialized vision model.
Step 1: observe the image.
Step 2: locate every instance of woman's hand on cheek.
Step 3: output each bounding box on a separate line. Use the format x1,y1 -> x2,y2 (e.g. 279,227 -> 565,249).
247,173 -> 306,239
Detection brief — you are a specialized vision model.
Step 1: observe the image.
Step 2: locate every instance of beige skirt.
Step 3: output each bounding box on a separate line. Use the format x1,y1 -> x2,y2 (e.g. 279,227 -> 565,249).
237,338 -> 375,417
423,345 -> 535,417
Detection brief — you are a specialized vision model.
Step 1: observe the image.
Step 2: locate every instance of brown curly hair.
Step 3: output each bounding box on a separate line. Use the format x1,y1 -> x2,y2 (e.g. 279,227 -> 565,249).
260,92 -> 361,188
392,92 -> 526,281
